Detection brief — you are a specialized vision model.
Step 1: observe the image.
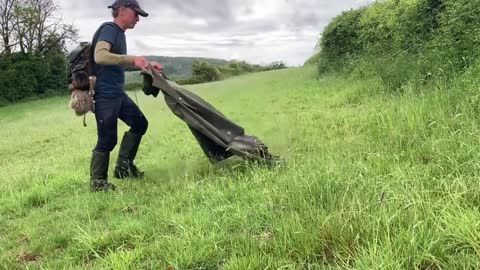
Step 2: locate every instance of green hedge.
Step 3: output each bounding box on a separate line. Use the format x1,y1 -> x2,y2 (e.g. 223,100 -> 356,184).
0,53 -> 67,104
317,0 -> 480,91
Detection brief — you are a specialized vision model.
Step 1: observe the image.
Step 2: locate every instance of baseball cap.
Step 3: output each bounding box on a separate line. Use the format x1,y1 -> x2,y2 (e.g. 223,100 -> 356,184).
108,0 -> 148,17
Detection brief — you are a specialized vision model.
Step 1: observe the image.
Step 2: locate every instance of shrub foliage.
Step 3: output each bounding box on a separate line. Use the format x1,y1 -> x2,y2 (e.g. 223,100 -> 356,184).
316,0 -> 480,91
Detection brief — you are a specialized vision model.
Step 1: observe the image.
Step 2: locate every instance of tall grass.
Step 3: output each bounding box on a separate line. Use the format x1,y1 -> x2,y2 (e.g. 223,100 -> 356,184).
1,66 -> 480,268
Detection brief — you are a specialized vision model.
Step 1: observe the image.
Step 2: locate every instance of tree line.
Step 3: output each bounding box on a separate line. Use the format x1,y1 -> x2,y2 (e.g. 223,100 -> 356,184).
0,0 -> 77,104
176,60 -> 287,85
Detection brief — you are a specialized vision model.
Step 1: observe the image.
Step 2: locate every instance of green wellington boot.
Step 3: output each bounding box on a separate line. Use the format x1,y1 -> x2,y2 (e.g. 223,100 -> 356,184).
90,151 -> 116,192
114,131 -> 145,179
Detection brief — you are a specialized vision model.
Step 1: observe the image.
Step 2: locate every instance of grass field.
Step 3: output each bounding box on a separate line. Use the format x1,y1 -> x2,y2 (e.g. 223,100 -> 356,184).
1,66 -> 480,269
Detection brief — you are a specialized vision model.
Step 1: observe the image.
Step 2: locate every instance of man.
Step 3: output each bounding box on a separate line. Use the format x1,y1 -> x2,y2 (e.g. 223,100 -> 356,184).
89,0 -> 163,192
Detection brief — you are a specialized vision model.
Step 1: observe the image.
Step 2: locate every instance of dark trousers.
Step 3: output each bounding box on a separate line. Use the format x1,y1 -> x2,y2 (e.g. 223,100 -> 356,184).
94,95 -> 148,152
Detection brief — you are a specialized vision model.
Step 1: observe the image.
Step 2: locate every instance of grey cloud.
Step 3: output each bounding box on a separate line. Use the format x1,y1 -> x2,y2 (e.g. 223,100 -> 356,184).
58,0 -> 375,65
156,0 -> 234,20
134,39 -> 209,54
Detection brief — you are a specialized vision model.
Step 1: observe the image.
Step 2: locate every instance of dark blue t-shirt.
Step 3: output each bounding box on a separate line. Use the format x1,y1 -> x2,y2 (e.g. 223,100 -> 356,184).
92,22 -> 127,97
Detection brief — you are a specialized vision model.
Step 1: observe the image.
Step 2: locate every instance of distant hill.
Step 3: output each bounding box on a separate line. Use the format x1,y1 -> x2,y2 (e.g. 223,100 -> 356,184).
125,56 -> 287,86
125,56 -> 229,84
146,56 -> 228,79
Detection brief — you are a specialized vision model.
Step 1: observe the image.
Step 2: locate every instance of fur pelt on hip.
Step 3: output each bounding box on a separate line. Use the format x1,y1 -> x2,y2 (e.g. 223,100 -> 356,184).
69,75 -> 96,116
70,90 -> 94,116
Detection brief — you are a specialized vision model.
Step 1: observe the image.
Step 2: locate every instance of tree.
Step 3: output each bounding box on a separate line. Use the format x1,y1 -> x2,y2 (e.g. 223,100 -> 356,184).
192,60 -> 223,82
0,0 -> 77,104
0,0 -> 17,54
266,61 -> 287,70
11,0 -> 78,55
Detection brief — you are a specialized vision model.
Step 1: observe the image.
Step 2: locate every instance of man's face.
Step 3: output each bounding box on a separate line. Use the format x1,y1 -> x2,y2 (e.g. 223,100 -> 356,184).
119,6 -> 140,29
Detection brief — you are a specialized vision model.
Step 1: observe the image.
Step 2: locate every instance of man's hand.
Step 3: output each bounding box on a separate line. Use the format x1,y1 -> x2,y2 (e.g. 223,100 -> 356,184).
150,61 -> 164,73
132,56 -> 149,72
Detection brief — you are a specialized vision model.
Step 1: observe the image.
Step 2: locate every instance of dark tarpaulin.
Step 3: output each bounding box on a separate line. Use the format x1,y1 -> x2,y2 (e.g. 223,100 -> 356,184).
141,65 -> 279,164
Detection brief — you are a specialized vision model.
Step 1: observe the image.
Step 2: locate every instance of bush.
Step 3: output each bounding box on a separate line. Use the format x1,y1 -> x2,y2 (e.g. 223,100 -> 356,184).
318,8 -> 364,73
315,0 -> 480,92
0,63 -> 37,102
0,52 -> 68,104
265,61 -> 287,70
176,77 -> 204,85
192,60 -> 223,82
304,52 -> 321,66
434,0 -> 480,68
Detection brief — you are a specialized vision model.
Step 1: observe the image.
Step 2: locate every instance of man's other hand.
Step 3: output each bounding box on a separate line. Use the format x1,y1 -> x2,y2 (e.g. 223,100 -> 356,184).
133,56 -> 149,72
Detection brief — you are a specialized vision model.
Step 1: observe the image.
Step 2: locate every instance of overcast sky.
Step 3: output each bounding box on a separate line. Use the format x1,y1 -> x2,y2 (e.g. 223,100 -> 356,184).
57,0 -> 373,66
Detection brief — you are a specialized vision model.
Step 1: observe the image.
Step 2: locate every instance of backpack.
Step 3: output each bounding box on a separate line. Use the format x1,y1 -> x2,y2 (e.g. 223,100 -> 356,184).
67,41 -> 93,92
67,22 -> 115,126
67,42 -> 95,126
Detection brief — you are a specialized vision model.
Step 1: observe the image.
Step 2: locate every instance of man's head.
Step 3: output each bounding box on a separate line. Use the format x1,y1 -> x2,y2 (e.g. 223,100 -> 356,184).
108,0 -> 148,29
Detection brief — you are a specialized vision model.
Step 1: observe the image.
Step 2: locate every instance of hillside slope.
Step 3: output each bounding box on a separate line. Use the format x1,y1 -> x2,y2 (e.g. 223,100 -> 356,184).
1,66 -> 479,268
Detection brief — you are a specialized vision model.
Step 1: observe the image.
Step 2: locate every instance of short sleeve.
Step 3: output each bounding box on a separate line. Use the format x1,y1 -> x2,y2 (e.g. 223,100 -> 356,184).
96,24 -> 116,46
